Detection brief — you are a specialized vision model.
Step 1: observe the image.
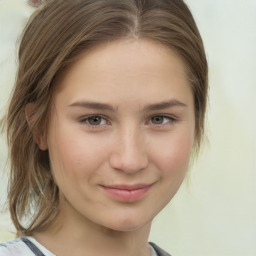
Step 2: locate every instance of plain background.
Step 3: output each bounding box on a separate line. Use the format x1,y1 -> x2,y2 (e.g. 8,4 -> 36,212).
0,0 -> 255,255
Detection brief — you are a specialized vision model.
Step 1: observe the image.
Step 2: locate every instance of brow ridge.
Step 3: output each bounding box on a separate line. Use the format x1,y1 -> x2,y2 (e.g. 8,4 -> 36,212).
68,99 -> 187,112
143,99 -> 187,112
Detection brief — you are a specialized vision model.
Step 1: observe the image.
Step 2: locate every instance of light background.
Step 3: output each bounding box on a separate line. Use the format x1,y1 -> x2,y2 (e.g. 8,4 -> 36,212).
0,0 -> 255,255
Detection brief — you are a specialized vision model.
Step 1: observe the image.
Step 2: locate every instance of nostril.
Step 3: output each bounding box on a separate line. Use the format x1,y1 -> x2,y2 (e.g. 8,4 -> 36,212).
109,151 -> 149,174
109,131 -> 148,173
27,0 -> 44,8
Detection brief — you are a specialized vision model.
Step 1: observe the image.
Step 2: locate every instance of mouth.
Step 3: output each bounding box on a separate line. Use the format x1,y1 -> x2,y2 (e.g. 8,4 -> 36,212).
100,183 -> 154,202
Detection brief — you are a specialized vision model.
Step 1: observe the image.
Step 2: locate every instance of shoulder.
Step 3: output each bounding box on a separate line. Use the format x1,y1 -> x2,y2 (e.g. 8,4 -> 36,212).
0,238 -> 35,256
149,242 -> 172,256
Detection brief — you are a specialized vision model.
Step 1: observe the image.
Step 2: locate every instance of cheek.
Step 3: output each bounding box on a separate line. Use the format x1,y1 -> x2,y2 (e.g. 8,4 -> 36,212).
151,131 -> 194,178
146,131 -> 194,211
47,126 -> 105,183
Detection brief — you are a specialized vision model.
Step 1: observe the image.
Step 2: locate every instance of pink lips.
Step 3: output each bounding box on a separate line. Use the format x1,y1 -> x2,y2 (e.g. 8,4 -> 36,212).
101,184 -> 153,202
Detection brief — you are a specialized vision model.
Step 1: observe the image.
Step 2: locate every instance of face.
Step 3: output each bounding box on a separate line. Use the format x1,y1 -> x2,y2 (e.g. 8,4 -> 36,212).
43,39 -> 195,232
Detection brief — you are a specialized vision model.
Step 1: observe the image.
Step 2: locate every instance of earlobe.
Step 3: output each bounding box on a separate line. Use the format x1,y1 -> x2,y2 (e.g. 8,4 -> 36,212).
36,133 -> 48,151
25,103 -> 48,151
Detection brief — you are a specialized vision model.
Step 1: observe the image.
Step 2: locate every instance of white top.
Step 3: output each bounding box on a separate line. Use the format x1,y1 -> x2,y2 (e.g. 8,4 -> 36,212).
0,237 -> 55,256
0,237 -> 158,256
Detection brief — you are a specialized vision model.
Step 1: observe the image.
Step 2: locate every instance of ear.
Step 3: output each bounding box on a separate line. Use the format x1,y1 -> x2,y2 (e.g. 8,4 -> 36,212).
25,103 -> 48,150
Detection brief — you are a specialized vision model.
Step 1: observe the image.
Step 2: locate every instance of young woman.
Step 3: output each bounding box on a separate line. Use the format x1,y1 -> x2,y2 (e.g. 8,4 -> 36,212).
0,0 -> 208,255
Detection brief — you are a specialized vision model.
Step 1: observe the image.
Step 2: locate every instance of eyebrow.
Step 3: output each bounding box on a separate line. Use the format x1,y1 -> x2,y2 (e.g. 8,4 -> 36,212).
69,101 -> 116,111
68,99 -> 187,112
143,99 -> 187,112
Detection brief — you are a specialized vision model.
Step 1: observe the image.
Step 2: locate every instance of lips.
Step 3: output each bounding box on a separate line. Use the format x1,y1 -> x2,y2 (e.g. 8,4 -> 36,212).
100,183 -> 154,202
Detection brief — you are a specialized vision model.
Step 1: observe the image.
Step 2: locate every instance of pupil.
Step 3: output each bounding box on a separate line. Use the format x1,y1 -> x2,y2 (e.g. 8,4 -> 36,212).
89,116 -> 101,125
153,116 -> 163,124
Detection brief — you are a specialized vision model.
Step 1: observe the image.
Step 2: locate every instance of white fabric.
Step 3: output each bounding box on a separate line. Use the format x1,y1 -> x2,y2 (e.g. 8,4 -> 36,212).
26,237 -> 56,256
0,237 -> 55,256
0,238 -> 34,256
0,237 -> 157,256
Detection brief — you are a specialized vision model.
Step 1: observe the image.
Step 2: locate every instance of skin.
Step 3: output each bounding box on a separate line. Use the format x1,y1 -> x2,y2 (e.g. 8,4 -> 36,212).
33,39 -> 195,256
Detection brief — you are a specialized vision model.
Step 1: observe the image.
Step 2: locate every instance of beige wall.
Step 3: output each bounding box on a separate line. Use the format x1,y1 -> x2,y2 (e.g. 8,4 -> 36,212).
1,0 -> 255,255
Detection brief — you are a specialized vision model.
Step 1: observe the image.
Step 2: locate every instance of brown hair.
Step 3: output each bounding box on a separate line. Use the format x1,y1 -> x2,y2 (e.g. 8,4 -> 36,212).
5,0 -> 208,236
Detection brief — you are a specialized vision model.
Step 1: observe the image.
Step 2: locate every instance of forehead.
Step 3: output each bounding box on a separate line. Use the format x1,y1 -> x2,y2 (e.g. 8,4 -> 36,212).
53,39 -> 192,107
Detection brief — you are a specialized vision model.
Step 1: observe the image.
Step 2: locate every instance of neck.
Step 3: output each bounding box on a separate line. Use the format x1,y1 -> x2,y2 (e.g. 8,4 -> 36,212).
33,201 -> 152,256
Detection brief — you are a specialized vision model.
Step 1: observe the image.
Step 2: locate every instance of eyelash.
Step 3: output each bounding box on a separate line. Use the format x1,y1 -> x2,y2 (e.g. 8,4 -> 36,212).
79,115 -> 109,129
78,114 -> 177,129
147,115 -> 177,127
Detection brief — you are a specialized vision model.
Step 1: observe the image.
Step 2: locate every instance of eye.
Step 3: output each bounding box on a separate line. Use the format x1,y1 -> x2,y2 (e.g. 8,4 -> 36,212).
150,115 -> 175,125
80,116 -> 108,126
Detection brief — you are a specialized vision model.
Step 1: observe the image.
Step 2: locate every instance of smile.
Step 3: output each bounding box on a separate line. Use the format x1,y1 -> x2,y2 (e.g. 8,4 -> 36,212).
100,183 -> 154,202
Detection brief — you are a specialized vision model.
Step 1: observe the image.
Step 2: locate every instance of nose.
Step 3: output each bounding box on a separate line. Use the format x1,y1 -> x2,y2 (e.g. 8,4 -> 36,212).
109,127 -> 149,174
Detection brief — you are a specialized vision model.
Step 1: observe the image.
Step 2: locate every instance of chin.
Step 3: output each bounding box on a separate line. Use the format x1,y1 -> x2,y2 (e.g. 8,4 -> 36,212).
106,223 -> 148,233
102,214 -> 152,232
